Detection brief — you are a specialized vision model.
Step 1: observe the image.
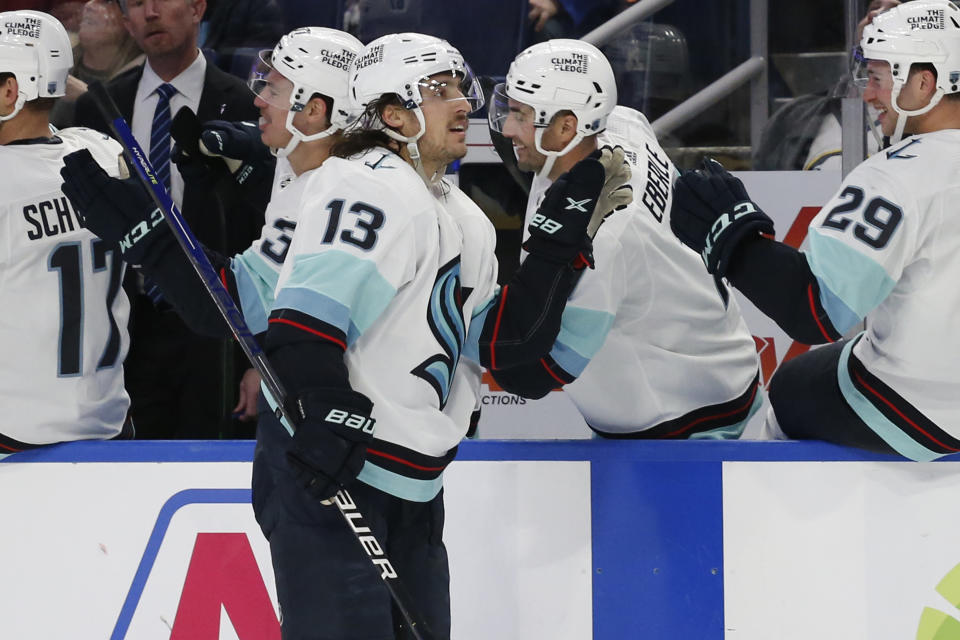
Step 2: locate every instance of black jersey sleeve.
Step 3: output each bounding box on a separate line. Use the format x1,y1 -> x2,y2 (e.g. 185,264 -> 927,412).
726,236 -> 842,344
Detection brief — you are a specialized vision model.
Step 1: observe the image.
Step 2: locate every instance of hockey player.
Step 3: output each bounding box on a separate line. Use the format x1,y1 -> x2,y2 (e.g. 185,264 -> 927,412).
670,0 -> 960,460
256,31 -> 626,638
58,27 -> 363,422
0,10 -> 134,458
483,40 -> 762,438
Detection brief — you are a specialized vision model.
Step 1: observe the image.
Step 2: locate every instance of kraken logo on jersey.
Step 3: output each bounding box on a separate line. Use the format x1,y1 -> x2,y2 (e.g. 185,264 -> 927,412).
411,257 -> 466,408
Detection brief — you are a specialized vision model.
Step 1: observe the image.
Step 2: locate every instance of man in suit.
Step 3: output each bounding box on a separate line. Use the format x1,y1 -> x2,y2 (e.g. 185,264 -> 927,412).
74,0 -> 270,439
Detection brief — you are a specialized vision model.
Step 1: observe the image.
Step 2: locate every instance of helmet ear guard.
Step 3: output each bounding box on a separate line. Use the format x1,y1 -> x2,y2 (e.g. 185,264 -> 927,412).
0,10 -> 73,122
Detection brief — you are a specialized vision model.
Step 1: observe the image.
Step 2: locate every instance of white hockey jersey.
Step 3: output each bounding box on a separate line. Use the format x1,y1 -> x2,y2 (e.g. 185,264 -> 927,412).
0,129 -> 130,446
270,148 -> 497,500
523,107 -> 761,436
804,130 -> 960,459
231,160 -> 306,335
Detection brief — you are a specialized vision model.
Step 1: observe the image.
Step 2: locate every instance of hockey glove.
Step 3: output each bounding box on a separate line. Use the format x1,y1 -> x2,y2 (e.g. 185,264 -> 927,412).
671,158 -> 774,276
525,146 -> 616,269
171,108 -> 272,188
60,148 -> 175,268
586,145 -> 633,238
286,388 -> 376,501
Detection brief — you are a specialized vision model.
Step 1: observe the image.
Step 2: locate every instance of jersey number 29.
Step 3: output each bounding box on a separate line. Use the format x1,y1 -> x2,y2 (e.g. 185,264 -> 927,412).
821,185 -> 903,249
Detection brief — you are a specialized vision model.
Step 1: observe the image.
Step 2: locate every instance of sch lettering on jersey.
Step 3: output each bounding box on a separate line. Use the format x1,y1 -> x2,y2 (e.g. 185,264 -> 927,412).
355,44 -> 385,70
551,53 -> 589,74
641,143 -> 671,222
908,9 -> 945,29
22,196 -> 84,240
320,48 -> 355,71
3,16 -> 41,39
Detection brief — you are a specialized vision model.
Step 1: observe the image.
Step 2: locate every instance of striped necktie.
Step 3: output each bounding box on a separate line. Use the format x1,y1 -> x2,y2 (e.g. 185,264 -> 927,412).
149,83 -> 177,189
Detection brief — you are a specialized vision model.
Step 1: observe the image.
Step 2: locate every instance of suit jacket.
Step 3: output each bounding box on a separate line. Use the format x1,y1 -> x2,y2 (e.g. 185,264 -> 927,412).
74,58 -> 271,434
74,56 -> 268,257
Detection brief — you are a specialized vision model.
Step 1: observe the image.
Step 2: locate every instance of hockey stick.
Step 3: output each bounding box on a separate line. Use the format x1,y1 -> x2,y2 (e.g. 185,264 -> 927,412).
86,81 -> 431,640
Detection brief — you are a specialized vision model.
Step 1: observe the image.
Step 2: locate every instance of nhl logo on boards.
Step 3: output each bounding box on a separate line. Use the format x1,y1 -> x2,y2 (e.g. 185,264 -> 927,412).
3,16 -> 41,39
908,9 -> 945,30
551,53 -> 589,74
356,44 -> 385,70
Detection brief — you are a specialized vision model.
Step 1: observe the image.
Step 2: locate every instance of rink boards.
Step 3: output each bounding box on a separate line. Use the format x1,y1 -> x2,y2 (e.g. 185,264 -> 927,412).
2,440 -> 960,640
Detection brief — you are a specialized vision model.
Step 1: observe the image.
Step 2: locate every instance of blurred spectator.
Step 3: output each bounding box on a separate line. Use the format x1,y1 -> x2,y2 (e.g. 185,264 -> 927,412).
526,0 -> 620,42
51,0 -> 143,128
0,0 -> 85,31
200,0 -> 283,76
73,0 -> 270,439
753,0 -> 900,170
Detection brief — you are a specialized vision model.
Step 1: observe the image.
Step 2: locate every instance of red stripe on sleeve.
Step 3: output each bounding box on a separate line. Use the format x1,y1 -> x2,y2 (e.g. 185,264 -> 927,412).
488,285 -> 508,370
268,317 -> 347,350
539,357 -> 567,386
807,284 -> 836,343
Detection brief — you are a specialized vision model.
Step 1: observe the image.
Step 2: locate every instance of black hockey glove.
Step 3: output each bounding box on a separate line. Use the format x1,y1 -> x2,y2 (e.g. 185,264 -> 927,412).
525,145 -> 630,269
286,388 -> 376,501
60,148 -> 175,268
171,108 -> 273,188
671,158 -> 774,277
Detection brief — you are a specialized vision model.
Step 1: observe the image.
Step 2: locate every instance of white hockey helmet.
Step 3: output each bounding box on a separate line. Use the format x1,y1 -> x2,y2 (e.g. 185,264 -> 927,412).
858,0 -> 960,142
0,10 -> 73,122
347,32 -> 483,180
489,39 -> 617,176
248,27 -> 363,157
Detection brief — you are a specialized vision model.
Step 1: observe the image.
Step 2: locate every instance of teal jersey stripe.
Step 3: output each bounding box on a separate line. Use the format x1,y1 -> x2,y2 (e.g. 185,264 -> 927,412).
232,249 -> 278,335
549,341 -> 591,377
814,275 -> 861,336
281,251 -> 397,343
805,231 -> 897,331
549,306 -> 616,375
463,296 -> 495,363
357,460 -> 444,502
274,286 -> 355,339
836,337 -> 944,462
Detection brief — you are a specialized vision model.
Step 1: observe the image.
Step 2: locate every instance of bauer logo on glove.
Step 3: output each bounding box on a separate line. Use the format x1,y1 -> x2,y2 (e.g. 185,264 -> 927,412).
323,408 -> 376,435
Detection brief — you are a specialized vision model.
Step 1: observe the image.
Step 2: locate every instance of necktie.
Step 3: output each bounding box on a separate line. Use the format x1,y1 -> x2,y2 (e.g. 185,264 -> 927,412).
149,83 -> 177,189
144,83 -> 177,308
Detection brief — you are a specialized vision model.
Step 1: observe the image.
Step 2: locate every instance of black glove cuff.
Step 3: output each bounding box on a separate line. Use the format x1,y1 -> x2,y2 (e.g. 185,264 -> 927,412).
522,234 -> 592,268
704,204 -> 775,277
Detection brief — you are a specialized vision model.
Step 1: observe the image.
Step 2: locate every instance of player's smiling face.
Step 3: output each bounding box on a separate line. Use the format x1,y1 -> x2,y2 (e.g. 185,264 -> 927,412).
415,71 -> 471,167
252,68 -> 294,149
862,60 -> 897,136
861,59 -> 935,137
501,98 -> 545,172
